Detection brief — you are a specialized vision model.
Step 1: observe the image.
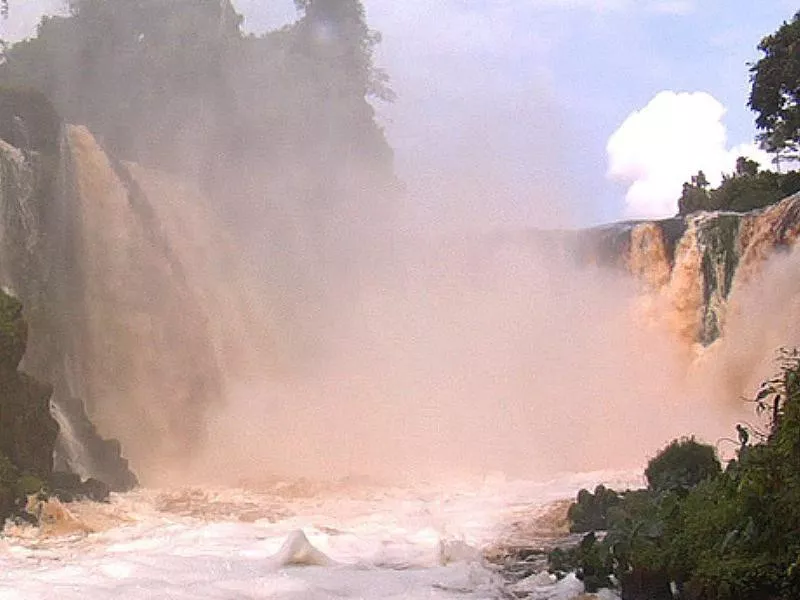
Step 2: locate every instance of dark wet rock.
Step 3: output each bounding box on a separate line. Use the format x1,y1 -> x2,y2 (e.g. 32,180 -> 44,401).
53,407 -> 138,493
80,477 -> 110,502
49,471 -> 111,503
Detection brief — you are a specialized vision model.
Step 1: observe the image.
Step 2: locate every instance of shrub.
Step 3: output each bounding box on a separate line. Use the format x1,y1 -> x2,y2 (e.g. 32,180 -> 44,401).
644,437 -> 721,496
567,484 -> 621,533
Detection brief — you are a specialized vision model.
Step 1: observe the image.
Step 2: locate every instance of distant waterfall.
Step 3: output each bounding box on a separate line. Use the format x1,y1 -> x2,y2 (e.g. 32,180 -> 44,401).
582,193 -> 800,347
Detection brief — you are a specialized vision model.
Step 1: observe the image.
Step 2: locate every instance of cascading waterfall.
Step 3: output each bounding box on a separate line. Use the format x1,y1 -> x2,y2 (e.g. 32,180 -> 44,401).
588,193 -> 800,349
3,115 -> 800,488
60,125 -> 224,480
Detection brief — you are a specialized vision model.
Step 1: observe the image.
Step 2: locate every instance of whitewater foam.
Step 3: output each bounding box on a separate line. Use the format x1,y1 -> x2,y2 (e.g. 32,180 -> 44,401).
0,471 -> 640,599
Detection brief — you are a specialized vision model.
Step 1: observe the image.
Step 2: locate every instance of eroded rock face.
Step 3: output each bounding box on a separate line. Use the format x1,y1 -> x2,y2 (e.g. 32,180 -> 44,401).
0,90 -> 137,491
0,291 -> 57,476
576,193 -> 800,346
0,92 -> 227,487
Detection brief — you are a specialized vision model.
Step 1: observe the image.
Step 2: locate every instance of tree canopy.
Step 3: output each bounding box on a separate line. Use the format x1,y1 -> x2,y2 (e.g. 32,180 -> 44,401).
748,11 -> 800,160
677,159 -> 800,215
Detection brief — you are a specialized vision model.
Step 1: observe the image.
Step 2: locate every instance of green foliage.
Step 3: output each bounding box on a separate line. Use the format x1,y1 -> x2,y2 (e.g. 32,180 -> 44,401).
547,532 -> 614,592
15,472 -> 44,496
644,437 -> 721,496
0,289 -> 27,370
0,454 -> 49,524
677,159 -> 800,215
748,11 -> 800,159
736,156 -> 759,177
567,484 -> 620,533
0,453 -> 18,519
0,289 -> 58,483
678,8 -> 800,216
555,353 -> 800,599
678,177 -> 711,215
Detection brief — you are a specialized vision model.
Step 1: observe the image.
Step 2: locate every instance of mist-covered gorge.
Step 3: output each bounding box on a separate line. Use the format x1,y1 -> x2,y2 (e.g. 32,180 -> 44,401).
5,105 -> 800,488
2,0 -> 800,491
0,0 -> 400,488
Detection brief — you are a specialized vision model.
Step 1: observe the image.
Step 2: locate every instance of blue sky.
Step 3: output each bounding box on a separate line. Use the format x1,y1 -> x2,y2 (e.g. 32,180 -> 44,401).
2,0 -> 797,227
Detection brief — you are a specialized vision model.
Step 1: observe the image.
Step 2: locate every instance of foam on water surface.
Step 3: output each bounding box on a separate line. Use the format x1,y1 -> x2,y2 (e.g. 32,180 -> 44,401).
0,471 -> 640,599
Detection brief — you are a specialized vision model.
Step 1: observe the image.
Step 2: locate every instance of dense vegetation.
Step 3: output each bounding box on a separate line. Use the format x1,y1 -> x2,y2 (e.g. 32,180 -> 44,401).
553,350 -> 800,600
748,11 -> 800,162
0,290 -> 58,522
678,10 -> 800,216
678,160 -> 800,215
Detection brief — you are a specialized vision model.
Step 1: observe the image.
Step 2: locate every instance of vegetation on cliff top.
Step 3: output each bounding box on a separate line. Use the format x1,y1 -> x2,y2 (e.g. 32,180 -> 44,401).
554,349 -> 800,600
678,160 -> 800,216
679,11 -> 800,216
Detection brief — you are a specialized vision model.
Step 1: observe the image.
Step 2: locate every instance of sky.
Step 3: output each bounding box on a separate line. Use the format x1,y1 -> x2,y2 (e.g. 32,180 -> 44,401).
1,0 -> 798,226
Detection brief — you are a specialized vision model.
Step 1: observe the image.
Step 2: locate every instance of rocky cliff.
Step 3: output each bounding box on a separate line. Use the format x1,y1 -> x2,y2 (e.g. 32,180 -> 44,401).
0,288 -> 58,520
0,89 -> 228,487
575,193 -> 800,347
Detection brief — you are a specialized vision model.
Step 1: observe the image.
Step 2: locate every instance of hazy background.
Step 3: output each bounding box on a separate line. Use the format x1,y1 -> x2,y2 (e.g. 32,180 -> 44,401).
3,1 -> 798,226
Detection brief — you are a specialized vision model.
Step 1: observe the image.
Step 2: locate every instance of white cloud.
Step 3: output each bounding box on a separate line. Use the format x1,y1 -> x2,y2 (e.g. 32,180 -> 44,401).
607,91 -> 769,219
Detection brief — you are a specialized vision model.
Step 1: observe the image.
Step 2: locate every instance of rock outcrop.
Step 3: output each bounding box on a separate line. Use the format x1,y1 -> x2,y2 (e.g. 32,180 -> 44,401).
575,193 -> 800,346
0,289 -> 58,521
0,87 -> 224,486
0,89 -> 137,490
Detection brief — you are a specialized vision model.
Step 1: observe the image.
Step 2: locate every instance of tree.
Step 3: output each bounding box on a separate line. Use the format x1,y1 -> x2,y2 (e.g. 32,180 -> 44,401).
678,170 -> 711,214
644,437 -> 721,496
677,160 -> 800,215
748,11 -> 800,161
735,156 -> 759,177
691,170 -> 709,189
0,0 -> 242,165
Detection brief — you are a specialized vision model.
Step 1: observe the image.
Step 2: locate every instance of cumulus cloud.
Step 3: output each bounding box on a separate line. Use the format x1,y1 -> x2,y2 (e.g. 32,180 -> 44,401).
607,91 -> 771,219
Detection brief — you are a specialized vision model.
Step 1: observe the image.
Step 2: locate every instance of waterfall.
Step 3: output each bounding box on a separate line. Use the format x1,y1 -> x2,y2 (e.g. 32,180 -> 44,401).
589,193 -> 800,348
4,115 -> 800,487
59,125 -> 223,480
49,401 -> 91,479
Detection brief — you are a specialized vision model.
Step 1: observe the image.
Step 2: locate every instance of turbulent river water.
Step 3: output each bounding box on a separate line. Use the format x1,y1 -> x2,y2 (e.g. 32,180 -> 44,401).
0,471 -> 641,599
